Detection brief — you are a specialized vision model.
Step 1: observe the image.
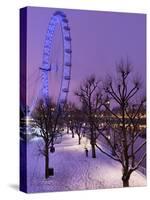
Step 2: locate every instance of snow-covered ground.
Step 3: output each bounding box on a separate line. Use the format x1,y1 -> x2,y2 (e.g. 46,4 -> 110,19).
27,133 -> 146,193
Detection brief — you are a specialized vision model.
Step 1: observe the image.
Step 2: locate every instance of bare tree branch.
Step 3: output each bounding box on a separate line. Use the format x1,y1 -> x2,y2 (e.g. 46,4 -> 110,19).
95,144 -> 122,163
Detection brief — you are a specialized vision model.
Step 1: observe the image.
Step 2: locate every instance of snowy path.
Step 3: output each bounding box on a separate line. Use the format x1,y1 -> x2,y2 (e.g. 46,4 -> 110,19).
27,134 -> 146,193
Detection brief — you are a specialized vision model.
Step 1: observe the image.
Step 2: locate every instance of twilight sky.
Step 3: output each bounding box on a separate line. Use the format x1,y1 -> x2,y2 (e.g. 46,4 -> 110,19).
26,6 -> 146,107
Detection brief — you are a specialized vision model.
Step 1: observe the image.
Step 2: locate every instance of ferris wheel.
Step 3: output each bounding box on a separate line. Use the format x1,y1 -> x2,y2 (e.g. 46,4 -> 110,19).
29,11 -> 72,115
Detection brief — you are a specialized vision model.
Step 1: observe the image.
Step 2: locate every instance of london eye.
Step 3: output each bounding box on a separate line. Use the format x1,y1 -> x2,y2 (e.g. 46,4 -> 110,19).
29,11 -> 72,115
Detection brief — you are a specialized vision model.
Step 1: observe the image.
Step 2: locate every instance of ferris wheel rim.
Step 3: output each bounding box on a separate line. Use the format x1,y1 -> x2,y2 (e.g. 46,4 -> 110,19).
41,10 -> 72,110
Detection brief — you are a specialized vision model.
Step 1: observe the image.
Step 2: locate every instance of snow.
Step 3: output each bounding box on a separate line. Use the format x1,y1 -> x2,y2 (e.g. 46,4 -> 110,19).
26,133 -> 146,193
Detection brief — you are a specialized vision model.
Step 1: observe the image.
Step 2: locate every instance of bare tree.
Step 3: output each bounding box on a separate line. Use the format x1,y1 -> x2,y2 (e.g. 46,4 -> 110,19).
31,98 -> 62,179
95,60 -> 146,187
70,107 -> 83,144
73,108 -> 84,145
63,102 -> 76,137
75,75 -> 103,158
64,102 -> 84,144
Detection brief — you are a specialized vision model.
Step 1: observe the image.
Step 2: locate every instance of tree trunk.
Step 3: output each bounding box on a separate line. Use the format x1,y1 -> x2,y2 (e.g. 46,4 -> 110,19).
45,144 -> 49,179
71,129 -> 74,138
91,143 -> 96,158
78,136 -> 81,145
112,143 -> 116,156
122,169 -> 130,187
90,126 -> 96,158
123,179 -> 129,187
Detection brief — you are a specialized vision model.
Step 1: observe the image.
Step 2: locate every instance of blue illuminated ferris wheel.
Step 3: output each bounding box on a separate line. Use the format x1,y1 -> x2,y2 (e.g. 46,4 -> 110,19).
29,11 -> 72,115
30,11 -> 72,114
40,11 -> 72,109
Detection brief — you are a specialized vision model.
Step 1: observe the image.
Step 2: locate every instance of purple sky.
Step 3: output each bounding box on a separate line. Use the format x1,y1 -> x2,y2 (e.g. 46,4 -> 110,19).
26,7 -> 146,107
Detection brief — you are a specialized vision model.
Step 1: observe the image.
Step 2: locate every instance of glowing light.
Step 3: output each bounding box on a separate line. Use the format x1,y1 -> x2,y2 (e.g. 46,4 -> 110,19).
107,135 -> 111,140
83,123 -> 86,126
